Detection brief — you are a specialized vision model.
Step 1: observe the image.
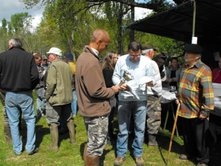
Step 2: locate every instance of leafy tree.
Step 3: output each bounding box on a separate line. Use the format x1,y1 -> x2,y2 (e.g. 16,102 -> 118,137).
10,12 -> 32,34
20,0 -> 184,56
35,0 -> 99,56
1,19 -> 7,32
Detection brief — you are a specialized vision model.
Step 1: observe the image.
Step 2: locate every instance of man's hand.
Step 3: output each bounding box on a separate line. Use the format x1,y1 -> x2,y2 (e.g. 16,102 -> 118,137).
175,99 -> 180,105
119,83 -> 128,91
199,110 -> 210,119
199,113 -> 208,119
111,85 -> 121,93
146,81 -> 153,87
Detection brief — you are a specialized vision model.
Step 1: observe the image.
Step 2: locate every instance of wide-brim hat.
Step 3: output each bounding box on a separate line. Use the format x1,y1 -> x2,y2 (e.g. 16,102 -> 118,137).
47,47 -> 62,57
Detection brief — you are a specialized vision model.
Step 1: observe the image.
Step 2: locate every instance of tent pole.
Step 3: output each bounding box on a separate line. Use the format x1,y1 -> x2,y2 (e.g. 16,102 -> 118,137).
192,0 -> 197,43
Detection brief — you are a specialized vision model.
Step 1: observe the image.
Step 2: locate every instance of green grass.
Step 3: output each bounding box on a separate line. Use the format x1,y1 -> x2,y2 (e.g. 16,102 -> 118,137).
0,103 -> 194,166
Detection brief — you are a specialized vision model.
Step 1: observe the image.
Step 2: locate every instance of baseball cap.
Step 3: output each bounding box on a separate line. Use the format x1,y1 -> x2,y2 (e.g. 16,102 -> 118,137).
64,52 -> 74,61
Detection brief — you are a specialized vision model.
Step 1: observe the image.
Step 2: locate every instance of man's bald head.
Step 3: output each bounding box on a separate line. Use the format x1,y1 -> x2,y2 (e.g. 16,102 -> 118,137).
91,29 -> 110,43
89,29 -> 110,52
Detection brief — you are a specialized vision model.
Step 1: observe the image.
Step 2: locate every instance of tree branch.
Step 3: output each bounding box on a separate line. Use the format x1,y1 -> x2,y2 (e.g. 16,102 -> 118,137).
87,0 -> 166,11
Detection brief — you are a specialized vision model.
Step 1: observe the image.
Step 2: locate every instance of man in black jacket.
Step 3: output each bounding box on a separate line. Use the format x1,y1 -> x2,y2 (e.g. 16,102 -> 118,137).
0,38 -> 39,155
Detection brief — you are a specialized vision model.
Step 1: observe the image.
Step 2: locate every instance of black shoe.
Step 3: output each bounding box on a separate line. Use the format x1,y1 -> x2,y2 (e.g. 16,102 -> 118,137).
35,111 -> 42,124
27,147 -> 39,155
148,134 -> 158,146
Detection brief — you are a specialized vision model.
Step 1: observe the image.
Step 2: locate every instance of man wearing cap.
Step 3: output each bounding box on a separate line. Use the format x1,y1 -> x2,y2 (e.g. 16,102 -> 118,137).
142,47 -> 162,146
177,44 -> 214,166
45,47 -> 75,152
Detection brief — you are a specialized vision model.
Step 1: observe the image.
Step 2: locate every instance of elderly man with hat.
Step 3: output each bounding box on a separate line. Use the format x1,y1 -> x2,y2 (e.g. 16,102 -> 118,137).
177,44 -> 214,166
45,47 -> 76,152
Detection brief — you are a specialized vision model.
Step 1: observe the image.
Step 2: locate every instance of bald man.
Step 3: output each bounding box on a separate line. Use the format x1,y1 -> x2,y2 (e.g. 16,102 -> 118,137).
75,29 -> 121,166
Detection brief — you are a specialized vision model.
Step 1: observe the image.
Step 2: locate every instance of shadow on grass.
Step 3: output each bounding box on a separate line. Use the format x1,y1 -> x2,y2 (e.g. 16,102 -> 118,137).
19,124 -> 50,150
158,133 -> 184,165
80,142 -> 86,160
157,133 -> 184,152
77,132 -> 184,166
36,124 -> 50,147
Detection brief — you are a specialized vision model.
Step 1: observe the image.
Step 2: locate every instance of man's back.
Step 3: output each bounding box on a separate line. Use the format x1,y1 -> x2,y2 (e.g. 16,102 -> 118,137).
46,59 -> 73,106
0,47 -> 39,92
1,38 -> 39,155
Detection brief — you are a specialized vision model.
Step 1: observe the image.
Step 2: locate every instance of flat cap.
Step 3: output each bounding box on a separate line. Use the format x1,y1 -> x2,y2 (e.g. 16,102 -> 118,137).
184,44 -> 202,54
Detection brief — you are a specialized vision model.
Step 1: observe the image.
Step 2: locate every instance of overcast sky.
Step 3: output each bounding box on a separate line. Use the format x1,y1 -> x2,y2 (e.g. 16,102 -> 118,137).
0,0 -> 43,28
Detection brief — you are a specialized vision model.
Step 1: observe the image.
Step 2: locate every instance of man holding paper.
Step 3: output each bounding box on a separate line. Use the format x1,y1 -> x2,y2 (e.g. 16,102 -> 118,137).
112,41 -> 156,166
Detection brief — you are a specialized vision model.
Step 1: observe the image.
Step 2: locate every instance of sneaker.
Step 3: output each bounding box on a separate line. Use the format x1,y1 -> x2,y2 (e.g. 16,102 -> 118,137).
135,157 -> 144,166
114,157 -> 124,166
27,147 -> 39,155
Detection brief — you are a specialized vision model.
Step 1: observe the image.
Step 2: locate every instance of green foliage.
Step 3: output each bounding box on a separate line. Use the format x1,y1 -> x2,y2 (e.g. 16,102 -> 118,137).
0,0 -> 184,58
10,12 -> 32,34
136,31 -> 184,57
0,12 -> 39,53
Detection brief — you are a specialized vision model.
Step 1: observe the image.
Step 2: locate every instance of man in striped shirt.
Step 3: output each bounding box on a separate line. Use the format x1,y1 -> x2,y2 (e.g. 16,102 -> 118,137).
178,44 -> 214,166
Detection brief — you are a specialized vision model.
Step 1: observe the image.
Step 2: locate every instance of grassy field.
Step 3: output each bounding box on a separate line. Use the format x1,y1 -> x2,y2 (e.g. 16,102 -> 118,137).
0,102 -> 194,166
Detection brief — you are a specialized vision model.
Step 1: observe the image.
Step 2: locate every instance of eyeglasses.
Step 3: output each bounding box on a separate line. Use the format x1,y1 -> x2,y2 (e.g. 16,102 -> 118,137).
130,54 -> 140,58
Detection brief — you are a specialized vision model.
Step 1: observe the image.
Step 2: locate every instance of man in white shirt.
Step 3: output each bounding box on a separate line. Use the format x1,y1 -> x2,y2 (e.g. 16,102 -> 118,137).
113,41 -> 156,166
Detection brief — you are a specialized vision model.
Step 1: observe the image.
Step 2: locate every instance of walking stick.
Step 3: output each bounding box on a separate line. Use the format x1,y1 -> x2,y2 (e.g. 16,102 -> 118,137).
167,102 -> 180,164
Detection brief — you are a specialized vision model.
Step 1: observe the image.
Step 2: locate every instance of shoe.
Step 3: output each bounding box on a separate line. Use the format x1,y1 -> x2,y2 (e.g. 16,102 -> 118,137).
135,157 -> 144,166
179,154 -> 188,160
114,157 -> 124,166
196,163 -> 208,166
27,147 -> 39,155
14,151 -> 22,156
148,134 -> 158,146
35,111 -> 42,124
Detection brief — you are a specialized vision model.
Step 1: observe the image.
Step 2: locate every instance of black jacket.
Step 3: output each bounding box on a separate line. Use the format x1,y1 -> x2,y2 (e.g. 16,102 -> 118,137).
0,47 -> 39,92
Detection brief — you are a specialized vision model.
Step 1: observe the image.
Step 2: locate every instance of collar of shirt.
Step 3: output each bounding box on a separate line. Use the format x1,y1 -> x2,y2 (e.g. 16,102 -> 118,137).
187,59 -> 202,69
90,47 -> 99,57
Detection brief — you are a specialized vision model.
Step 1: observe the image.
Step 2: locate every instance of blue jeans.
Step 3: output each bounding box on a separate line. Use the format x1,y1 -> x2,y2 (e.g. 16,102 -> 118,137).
71,90 -> 78,116
116,100 -> 147,157
5,91 -> 36,155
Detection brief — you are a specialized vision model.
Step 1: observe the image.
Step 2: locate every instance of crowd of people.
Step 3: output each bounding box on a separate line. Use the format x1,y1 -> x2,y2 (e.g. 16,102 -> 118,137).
0,29 -> 220,166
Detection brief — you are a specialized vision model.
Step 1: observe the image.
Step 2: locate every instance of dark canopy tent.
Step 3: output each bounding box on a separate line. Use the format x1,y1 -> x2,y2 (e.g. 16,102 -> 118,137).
128,0 -> 221,68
